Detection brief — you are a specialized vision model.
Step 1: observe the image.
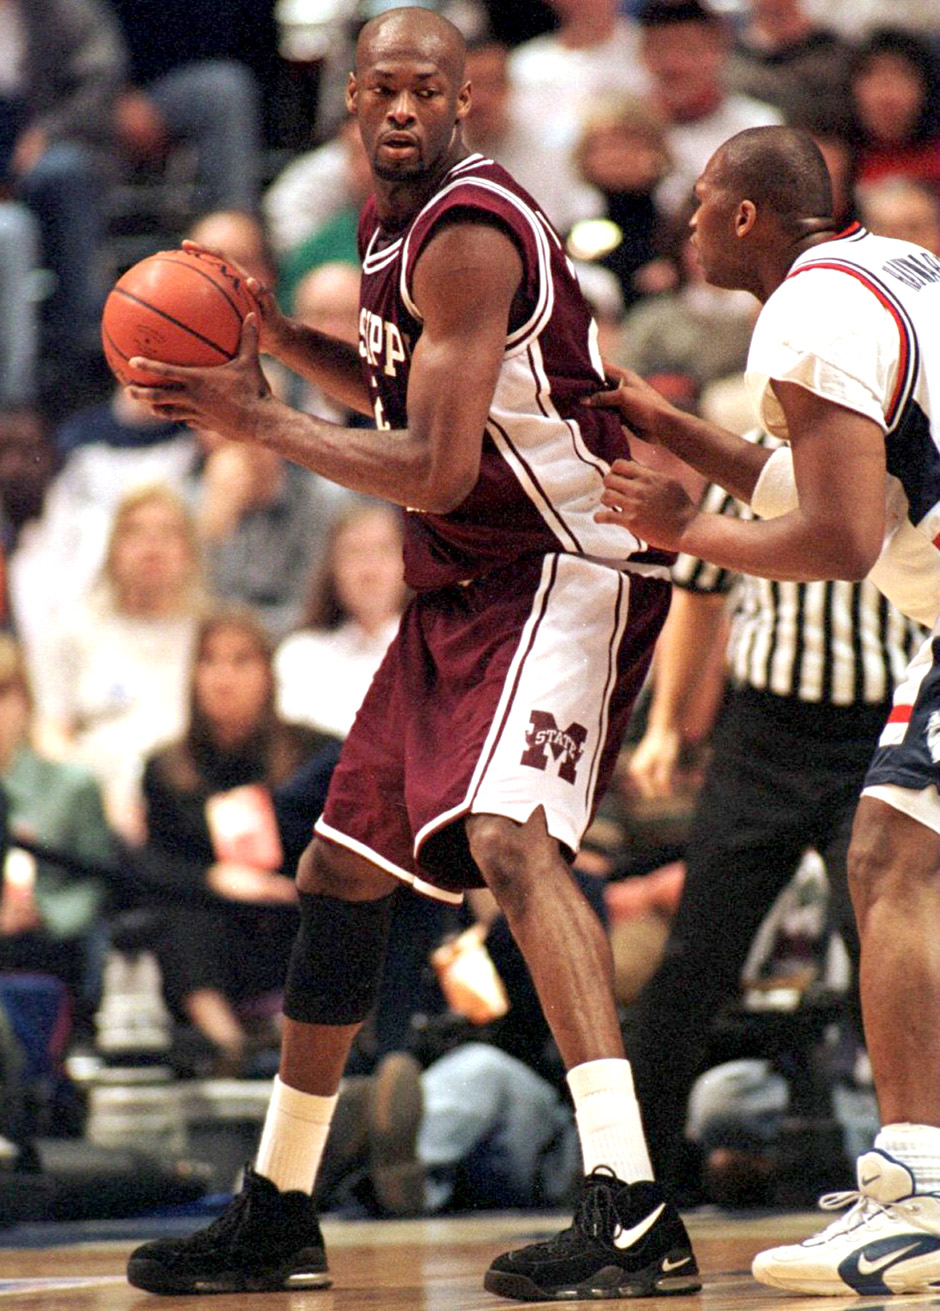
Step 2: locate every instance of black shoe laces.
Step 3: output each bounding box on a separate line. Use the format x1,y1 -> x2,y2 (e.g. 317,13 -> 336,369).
537,1167 -> 624,1255
577,1168 -> 623,1241
184,1186 -> 256,1253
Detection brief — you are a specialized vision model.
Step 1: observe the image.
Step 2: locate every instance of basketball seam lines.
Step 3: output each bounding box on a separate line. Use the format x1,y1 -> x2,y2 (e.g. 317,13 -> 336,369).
146,254 -> 250,324
109,286 -> 235,359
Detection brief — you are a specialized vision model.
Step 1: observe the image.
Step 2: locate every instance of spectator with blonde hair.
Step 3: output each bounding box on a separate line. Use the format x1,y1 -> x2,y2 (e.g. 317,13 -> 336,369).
32,484 -> 205,843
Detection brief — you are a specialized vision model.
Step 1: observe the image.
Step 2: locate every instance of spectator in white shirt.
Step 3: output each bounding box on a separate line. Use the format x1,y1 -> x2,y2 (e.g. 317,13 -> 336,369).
275,501 -> 407,740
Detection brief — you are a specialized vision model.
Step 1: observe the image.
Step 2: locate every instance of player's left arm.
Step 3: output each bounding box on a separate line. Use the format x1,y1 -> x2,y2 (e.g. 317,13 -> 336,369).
402,216 -> 523,509
598,383 -> 886,583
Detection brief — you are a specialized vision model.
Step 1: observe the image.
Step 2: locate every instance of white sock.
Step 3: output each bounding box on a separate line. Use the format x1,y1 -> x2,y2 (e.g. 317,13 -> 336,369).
567,1058 -> 654,1184
875,1123 -> 940,1194
254,1076 -> 338,1195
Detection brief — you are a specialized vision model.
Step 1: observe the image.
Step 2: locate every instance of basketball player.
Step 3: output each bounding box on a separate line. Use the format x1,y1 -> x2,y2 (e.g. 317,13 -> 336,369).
120,7 -> 700,1301
595,125 -> 940,1296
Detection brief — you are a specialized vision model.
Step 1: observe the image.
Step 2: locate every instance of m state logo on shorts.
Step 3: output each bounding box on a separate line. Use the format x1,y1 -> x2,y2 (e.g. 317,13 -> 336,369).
521,711 -> 587,785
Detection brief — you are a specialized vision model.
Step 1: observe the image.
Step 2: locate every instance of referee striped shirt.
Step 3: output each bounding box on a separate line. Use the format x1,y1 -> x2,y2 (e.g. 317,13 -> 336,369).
674,431 -> 926,706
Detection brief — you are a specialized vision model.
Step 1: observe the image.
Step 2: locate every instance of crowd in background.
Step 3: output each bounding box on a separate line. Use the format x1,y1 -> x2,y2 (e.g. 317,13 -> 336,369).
0,0 -> 939,1214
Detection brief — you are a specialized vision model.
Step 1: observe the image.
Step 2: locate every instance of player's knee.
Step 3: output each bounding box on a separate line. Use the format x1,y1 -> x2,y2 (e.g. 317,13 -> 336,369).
296,836 -> 394,900
466,814 -> 544,917
283,888 -> 395,1026
846,807 -> 915,920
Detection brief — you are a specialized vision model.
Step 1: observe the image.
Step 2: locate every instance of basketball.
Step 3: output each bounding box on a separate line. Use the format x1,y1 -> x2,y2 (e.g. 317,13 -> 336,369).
101,249 -> 259,386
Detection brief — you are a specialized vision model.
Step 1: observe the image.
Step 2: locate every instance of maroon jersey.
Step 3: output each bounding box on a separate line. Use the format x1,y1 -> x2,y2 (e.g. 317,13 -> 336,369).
357,152 -> 672,590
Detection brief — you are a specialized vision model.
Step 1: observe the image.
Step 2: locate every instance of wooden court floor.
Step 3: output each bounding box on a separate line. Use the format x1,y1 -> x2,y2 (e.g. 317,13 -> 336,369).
4,1208 -> 940,1311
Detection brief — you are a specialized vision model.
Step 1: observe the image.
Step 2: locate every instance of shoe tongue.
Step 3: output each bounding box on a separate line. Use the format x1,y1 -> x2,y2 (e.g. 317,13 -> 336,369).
857,1149 -> 916,1202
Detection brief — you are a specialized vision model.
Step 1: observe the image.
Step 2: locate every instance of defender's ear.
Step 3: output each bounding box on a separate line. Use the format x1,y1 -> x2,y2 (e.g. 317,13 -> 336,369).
735,200 -> 758,239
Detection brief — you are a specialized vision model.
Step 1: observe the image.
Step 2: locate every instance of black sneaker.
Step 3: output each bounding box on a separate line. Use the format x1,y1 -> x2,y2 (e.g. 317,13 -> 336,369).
127,1165 -> 330,1294
484,1167 -> 700,1301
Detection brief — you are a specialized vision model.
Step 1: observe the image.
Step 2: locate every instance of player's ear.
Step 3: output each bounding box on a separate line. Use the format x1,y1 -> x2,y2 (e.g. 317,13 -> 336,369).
346,72 -> 358,115
455,78 -> 471,123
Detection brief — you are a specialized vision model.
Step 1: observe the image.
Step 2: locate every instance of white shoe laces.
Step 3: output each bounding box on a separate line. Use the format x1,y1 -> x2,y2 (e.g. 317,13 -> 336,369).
809,1190 -> 891,1242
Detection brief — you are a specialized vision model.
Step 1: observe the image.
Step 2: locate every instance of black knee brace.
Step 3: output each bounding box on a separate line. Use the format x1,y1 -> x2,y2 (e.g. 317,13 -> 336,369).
283,891 -> 394,1025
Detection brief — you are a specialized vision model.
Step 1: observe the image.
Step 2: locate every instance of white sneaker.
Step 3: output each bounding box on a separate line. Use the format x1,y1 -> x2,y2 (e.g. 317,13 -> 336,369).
752,1149 -> 940,1296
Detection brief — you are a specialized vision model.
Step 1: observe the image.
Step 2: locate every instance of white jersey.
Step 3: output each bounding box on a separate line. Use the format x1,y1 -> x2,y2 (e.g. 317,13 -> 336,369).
746,222 -> 940,626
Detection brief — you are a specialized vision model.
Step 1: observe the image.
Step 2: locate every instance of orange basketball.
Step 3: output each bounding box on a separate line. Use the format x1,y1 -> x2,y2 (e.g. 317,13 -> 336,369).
101,248 -> 259,386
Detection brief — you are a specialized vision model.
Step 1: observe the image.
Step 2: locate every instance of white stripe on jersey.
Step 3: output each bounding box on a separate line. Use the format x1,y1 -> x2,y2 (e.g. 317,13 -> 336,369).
487,343 -> 644,561
398,173 -> 555,351
362,228 -> 402,274
448,153 -> 490,175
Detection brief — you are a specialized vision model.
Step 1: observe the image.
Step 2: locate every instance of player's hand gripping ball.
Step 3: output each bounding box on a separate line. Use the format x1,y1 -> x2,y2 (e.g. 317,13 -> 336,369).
101,248 -> 259,386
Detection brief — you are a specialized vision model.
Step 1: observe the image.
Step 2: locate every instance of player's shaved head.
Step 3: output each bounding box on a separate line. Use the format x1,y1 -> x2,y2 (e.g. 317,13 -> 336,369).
356,6 -> 467,84
709,126 -> 833,231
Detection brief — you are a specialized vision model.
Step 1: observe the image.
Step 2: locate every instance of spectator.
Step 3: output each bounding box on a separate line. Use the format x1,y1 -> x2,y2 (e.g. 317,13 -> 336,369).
0,405 -> 57,555
189,424 -> 346,642
613,228 -> 759,401
186,209 -> 277,290
10,389 -> 196,656
32,484 -> 205,844
0,0 -> 125,381
846,27 -> 940,194
0,203 -> 39,407
322,1044 -> 579,1217
0,634 -> 116,1028
289,261 -> 367,426
857,175 -> 940,251
636,0 -> 783,222
275,501 -> 407,740
460,36 -> 602,236
109,0 -> 265,218
724,0 -> 854,126
264,116 -> 372,269
510,0 -> 652,139
803,0 -> 940,43
567,96 -> 673,306
136,607 -> 335,1075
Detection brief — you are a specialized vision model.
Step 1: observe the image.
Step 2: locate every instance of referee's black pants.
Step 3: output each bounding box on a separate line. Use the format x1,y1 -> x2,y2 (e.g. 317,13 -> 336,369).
625,685 -> 890,1191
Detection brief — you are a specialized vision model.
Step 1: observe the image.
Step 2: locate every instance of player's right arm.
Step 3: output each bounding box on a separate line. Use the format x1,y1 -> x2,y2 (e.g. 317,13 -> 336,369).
247,275 -> 374,418
127,219 -> 522,513
597,384 -> 886,583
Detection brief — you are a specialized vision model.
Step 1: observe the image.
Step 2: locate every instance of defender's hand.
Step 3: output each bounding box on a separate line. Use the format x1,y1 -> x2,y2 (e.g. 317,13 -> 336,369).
595,458 -> 697,551
587,363 -> 684,447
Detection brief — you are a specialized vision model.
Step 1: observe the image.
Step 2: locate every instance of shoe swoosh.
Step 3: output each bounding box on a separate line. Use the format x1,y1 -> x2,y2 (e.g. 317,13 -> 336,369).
612,1202 -> 666,1250
857,1243 -> 920,1276
860,1175 -> 880,1188
662,1255 -> 691,1272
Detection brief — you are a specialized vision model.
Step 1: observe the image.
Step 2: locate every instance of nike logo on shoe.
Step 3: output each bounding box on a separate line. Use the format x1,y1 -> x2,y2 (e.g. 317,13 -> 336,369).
661,1255 -> 691,1272
856,1243 -> 919,1275
612,1203 -> 665,1250
860,1175 -> 880,1188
